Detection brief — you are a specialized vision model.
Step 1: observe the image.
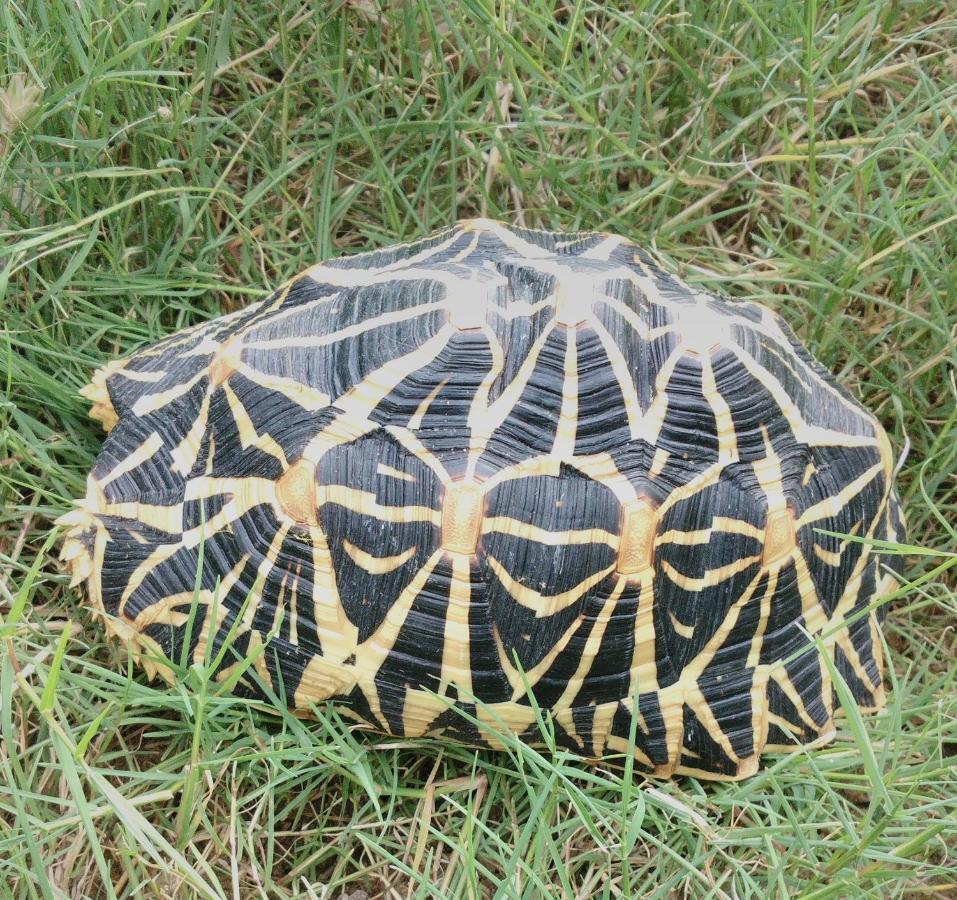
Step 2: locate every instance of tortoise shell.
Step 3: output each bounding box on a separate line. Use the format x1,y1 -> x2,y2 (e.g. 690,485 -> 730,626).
59,220 -> 904,780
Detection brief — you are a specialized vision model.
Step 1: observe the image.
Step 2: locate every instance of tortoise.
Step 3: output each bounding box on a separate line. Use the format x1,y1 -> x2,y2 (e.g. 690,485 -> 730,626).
58,219 -> 904,780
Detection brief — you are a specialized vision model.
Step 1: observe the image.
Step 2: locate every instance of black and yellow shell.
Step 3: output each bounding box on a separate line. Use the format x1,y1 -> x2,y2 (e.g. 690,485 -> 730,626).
59,220 -> 905,780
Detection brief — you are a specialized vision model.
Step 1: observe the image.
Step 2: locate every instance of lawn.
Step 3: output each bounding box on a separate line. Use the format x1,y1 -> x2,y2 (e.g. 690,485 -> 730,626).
1,1 -> 955,897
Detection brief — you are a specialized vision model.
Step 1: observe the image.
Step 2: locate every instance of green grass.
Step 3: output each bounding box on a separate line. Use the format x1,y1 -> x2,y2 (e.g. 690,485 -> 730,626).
1,0 -> 956,896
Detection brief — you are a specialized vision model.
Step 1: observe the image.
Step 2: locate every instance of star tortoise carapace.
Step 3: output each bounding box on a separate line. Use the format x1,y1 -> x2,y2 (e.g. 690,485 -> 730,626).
59,219 -> 905,780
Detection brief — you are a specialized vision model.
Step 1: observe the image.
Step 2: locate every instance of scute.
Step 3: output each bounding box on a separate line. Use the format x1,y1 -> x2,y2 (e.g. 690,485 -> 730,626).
59,219 -> 903,780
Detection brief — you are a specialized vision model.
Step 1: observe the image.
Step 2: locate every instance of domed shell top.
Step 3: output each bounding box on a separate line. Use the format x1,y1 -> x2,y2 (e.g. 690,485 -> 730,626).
59,220 -> 904,780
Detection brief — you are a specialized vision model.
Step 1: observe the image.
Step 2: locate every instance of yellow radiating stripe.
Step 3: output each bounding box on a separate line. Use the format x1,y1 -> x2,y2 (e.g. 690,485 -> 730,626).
287,573 -> 299,646
768,664 -> 821,732
493,616 -> 582,701
551,323 -> 579,459
486,554 -> 615,618
113,367 -> 167,383
318,485 -> 441,524
766,711 -> 801,734
131,370 -> 206,416
406,378 -> 447,431
656,462 -> 726,518
188,556 -> 251,665
448,230 -> 481,263
355,549 -> 444,725
103,501 -> 183,535
305,229 -> 464,283
118,542 -> 191,615
299,414 -> 378,465
641,349 -> 682,444
603,731 -> 656,769
482,454 -> 563,491
494,299 -> 554,321
795,462 -> 884,528
376,462 -> 416,483
758,307 -> 878,425
760,338 -> 815,391
682,683 -> 741,763
649,447 -> 670,478
262,278 -> 295,313
746,568 -> 779,669
384,426 -> 451,485
234,287 -> 340,335
601,274 -> 659,332
245,302 -> 446,351
588,699 -> 621,759
790,553 -> 830,636
184,475 -> 275,501
402,690 -> 457,738
460,218 -> 550,258
590,318 -> 645,439
682,570 -> 764,681
813,544 -> 842,567
439,552 -> 473,696
464,323 -> 505,481
238,365 -> 331,412
99,432 -> 164,488
475,701 -> 540,751
826,495 -> 888,629
580,235 -> 625,260
178,495 -> 252,550
550,580 -> 627,749
869,612 -> 886,693
482,516 -> 618,547
342,539 -> 416,575
733,346 -> 878,449
307,523 -> 355,665
271,574 -> 288,637
335,324 -> 453,420
752,427 -> 788,515
669,611 -> 695,639
656,517 -> 765,547
629,570 -> 660,693
835,629 -> 880,693
131,554 -> 248,631
660,555 -> 761,592
470,319 -> 557,444
565,453 -> 639,507
701,356 -> 738,464
170,391 -> 211,475
221,381 -> 289,468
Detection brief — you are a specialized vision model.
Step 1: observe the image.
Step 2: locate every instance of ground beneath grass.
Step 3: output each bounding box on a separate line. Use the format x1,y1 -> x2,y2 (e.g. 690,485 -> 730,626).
1,1 -> 955,897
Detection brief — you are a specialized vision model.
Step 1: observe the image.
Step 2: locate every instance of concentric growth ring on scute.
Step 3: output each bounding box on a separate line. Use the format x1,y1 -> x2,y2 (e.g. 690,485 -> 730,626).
59,220 -> 905,780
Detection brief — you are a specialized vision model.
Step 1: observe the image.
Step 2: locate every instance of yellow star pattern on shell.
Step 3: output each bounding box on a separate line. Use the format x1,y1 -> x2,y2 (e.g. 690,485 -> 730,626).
58,220 -> 905,780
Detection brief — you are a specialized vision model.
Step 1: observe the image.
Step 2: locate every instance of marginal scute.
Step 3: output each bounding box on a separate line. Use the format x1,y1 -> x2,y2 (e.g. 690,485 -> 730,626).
62,219 -> 904,781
